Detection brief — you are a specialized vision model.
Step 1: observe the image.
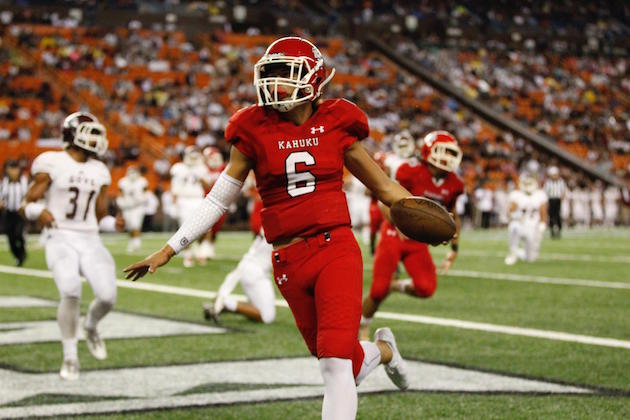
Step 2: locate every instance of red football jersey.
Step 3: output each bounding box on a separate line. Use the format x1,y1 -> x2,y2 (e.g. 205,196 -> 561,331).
395,161 -> 464,210
225,99 -> 369,243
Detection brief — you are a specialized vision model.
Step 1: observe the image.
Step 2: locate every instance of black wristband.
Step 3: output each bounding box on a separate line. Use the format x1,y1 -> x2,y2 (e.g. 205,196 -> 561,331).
451,243 -> 459,252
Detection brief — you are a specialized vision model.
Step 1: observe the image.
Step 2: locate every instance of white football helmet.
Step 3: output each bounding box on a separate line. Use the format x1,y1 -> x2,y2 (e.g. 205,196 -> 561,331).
391,130 -> 416,159
203,146 -> 224,170
62,112 -> 108,157
183,146 -> 203,167
519,173 -> 539,194
126,166 -> 140,180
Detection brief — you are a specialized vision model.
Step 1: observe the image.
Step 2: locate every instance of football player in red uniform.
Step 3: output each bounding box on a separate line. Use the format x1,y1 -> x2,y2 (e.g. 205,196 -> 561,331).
124,37 -> 429,419
360,131 -> 464,340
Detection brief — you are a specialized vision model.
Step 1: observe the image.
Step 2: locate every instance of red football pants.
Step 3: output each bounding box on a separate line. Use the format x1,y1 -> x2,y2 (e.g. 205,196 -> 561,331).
271,226 -> 365,378
370,223 -> 437,301
369,199 -> 383,235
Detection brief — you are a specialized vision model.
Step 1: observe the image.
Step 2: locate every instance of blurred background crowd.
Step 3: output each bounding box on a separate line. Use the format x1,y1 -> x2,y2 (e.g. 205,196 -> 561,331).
1,0 -> 629,232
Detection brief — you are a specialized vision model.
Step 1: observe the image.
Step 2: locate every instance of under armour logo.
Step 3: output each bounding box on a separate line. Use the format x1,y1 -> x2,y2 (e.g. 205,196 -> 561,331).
310,125 -> 324,134
276,274 -> 288,285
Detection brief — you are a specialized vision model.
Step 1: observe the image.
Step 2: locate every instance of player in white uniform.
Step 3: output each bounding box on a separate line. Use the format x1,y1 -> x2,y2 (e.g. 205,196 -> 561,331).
203,229 -> 276,324
116,166 -> 148,252
21,112 -> 122,380
505,173 -> 548,265
590,181 -> 604,226
344,174 -> 371,246
603,185 -> 620,227
202,172 -> 276,324
170,146 -> 210,267
384,130 -> 416,179
572,184 -> 590,227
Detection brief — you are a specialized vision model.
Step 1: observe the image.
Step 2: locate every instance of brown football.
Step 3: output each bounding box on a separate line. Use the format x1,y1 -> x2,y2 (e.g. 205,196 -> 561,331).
390,196 -> 456,245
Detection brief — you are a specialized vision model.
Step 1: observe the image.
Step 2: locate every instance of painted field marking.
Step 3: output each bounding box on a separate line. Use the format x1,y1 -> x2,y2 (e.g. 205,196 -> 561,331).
429,249 -> 630,264
0,357 -> 592,418
443,270 -> 630,290
359,266 -> 630,290
1,265 -> 629,350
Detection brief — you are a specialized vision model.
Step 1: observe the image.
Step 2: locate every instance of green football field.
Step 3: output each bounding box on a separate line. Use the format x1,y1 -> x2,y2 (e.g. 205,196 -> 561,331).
0,227 -> 629,419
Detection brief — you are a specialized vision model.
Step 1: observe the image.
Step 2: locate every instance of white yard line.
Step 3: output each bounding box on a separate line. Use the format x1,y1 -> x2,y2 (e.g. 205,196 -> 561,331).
443,270 -> 630,290
1,265 -> 629,350
375,312 -> 630,350
442,250 -> 630,263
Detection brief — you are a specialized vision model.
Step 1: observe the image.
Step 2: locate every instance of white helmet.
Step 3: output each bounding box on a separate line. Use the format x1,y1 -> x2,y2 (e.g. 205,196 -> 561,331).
203,146 -> 224,170
391,130 -> 416,159
519,173 -> 538,194
62,112 -> 108,157
126,166 -> 140,180
183,146 -> 203,167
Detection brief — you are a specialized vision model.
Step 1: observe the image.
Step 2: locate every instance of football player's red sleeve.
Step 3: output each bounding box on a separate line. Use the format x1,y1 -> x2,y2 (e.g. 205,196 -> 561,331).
395,163 -> 413,191
339,99 -> 369,150
225,110 -> 256,160
447,179 -> 465,209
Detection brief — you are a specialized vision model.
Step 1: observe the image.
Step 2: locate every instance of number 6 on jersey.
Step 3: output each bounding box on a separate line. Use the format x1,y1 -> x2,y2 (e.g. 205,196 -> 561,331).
285,151 -> 316,197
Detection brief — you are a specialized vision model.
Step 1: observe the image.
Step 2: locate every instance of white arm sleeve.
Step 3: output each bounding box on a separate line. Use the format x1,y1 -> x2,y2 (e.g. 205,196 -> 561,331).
167,172 -> 243,254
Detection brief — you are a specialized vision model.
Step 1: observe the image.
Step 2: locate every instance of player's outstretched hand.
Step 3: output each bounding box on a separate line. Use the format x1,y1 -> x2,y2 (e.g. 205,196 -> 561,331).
437,250 -> 457,275
123,246 -> 174,281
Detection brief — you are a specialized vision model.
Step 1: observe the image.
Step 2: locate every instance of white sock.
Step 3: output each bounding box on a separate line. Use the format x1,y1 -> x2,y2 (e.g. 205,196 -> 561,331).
355,341 -> 381,385
319,358 -> 357,420
360,315 -> 372,326
62,338 -> 78,361
57,297 -> 80,360
361,225 -> 370,246
84,299 -> 113,330
132,237 -> 141,248
223,296 -> 237,312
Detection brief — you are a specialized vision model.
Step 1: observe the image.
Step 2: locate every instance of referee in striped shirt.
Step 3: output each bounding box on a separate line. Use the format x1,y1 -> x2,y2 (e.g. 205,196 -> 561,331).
0,160 -> 28,265
543,166 -> 566,239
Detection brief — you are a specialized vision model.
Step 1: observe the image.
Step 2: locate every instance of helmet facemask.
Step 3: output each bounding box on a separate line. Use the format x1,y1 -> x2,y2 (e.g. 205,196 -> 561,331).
254,41 -> 335,112
427,142 -> 462,172
73,121 -> 108,157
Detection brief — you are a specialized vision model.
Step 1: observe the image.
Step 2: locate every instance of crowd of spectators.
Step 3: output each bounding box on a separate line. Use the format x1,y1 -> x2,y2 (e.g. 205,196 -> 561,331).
389,38 -> 630,180
1,3 -> 628,229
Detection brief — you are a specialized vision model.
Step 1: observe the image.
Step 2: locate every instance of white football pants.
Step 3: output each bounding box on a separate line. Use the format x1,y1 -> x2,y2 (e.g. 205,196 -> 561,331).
45,229 -> 117,304
508,220 -> 542,262
218,235 -> 276,323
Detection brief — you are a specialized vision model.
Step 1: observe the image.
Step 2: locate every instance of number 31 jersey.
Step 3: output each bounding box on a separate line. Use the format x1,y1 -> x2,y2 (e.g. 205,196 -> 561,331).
226,99 -> 369,243
31,151 -> 111,233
